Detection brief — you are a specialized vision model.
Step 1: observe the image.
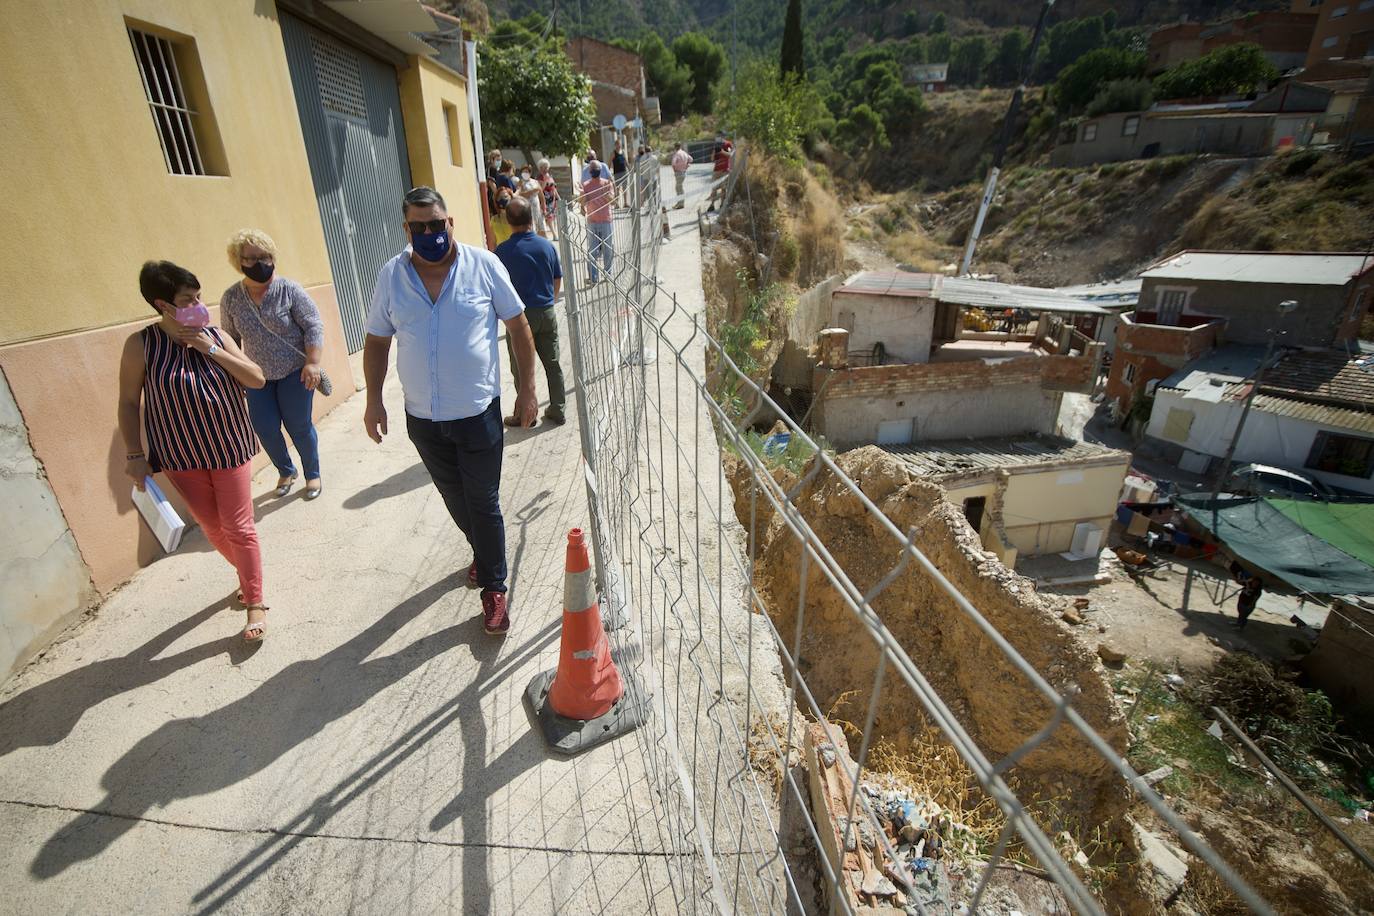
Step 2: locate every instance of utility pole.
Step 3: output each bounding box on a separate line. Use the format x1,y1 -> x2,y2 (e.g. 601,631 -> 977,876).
959,0 -> 1056,277
1209,300 -> 1298,523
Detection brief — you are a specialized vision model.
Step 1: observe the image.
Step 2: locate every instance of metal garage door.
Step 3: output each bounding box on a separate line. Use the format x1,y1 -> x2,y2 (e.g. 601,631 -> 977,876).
280,14 -> 412,353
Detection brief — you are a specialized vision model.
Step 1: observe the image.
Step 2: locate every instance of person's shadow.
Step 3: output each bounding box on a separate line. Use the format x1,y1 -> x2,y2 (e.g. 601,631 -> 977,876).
0,592 -> 249,758
30,571 -> 470,879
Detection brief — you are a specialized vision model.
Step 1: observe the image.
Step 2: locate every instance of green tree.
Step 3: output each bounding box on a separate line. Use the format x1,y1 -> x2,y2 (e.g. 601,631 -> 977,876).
1153,43 -> 1278,100
928,12 -> 947,34
899,35 -> 927,65
991,29 -> 1028,85
949,36 -> 990,87
836,102 -> 889,151
478,39 -> 598,156
928,32 -> 952,63
781,0 -> 805,78
902,10 -> 921,37
672,32 -> 728,114
1102,9 -> 1119,34
1052,48 -> 1146,113
1038,16 -> 1107,80
615,34 -> 693,121
1086,78 -> 1153,116
720,60 -> 830,161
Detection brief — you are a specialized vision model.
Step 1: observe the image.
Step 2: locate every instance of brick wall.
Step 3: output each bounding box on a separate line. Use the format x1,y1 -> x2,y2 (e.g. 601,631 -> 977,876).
1108,315 -> 1221,413
566,37 -> 644,121
816,353 -> 1095,399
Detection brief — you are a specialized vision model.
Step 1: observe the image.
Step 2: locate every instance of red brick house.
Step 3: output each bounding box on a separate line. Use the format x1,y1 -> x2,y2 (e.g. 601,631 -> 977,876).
565,36 -> 646,127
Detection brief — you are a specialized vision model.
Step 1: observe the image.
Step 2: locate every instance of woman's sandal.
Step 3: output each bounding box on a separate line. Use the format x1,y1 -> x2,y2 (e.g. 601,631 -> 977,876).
303,479 -> 323,501
275,473 -> 298,498
243,605 -> 268,642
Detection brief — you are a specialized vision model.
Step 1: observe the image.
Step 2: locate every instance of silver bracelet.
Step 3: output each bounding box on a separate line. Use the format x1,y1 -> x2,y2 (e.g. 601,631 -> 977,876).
207,343 -> 220,357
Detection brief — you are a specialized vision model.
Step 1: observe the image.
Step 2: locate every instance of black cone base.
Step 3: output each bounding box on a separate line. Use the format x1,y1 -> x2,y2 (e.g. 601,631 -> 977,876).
525,668 -> 651,756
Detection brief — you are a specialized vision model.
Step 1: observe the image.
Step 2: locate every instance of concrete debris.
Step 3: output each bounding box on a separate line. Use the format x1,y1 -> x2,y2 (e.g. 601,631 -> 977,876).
1164,674 -> 1185,688
1058,831 -> 1091,870
1129,817 -> 1189,902
1097,643 -> 1127,665
1142,765 -> 1174,786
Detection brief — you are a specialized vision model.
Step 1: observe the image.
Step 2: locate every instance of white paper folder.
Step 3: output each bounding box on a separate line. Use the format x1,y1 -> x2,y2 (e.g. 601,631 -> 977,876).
131,476 -> 186,553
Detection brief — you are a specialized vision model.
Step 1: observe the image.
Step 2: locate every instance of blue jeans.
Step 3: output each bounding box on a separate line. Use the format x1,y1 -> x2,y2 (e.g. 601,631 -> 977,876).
588,220 -> 614,281
406,399 -> 507,592
244,371 -> 320,481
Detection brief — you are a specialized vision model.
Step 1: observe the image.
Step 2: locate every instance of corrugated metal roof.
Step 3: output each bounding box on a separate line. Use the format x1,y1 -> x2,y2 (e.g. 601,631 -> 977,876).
882,435 -> 1128,478
1250,393 -> 1374,435
835,271 -> 939,298
1141,250 -> 1374,286
937,277 -> 1109,315
1056,279 -> 1141,307
835,271 -> 1109,314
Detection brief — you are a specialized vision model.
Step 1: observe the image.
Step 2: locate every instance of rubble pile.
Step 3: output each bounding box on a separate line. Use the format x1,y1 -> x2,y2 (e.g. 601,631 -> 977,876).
854,781 -> 971,914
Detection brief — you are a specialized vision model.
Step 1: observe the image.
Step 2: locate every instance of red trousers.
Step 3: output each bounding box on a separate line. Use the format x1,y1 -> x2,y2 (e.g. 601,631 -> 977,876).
163,461 -> 264,605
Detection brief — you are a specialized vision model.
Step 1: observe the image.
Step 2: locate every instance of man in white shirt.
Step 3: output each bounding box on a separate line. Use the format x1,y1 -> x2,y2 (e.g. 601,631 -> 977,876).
362,186 -> 539,636
671,142 -> 692,209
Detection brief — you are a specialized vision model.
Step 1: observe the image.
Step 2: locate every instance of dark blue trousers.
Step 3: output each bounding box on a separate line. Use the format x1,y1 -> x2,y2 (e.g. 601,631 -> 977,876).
406,399 -> 507,592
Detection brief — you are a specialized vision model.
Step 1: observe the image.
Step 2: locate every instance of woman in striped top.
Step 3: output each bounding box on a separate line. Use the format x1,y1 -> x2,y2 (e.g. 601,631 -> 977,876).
118,261 -> 271,641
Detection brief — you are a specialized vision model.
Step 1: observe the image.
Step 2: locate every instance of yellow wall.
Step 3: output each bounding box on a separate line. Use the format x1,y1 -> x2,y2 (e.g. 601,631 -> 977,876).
398,56 -> 486,248
1001,462 -> 1129,555
0,1 -> 332,345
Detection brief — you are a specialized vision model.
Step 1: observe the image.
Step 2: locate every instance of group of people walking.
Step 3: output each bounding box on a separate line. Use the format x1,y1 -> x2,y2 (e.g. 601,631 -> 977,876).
120,182 -> 569,643
485,149 -> 562,244
119,233 -> 327,642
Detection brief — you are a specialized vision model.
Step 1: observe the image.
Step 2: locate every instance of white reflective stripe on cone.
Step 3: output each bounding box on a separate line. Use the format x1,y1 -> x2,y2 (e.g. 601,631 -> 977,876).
572,650 -> 597,660
564,567 -> 596,613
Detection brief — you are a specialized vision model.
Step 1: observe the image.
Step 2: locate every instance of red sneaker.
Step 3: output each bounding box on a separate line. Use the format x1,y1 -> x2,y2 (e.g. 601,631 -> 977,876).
467,563 -> 479,588
482,591 -> 510,636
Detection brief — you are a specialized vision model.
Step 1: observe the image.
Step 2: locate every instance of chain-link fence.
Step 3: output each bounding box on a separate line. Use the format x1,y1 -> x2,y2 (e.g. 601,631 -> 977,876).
555,156 -> 1273,915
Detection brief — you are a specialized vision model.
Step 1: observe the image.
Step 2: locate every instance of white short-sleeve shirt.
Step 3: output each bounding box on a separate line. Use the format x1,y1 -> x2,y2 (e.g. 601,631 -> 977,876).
366,243 -> 525,421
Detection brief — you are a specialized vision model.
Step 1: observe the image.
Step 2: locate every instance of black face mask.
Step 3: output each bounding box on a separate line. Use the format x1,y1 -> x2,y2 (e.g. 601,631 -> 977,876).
244,261 -> 275,283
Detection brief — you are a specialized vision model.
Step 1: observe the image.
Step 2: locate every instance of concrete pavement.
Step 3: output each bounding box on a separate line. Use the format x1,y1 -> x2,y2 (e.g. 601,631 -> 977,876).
0,166 -> 737,914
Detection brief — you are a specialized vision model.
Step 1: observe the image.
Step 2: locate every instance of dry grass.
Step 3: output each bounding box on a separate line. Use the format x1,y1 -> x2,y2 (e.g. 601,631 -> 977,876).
1175,151 -> 1374,252
882,227 -> 957,273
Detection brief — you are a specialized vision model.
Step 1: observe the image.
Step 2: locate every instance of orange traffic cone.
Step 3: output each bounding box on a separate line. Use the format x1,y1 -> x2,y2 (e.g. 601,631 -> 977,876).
548,528 -> 623,718
526,528 -> 649,755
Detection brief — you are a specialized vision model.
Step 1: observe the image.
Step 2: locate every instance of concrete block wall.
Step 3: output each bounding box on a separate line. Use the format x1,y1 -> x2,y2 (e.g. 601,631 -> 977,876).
1303,599 -> 1374,717
0,368 -> 98,680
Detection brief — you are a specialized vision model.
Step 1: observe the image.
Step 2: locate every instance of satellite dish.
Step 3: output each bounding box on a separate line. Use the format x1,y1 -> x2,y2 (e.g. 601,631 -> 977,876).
612,114 -> 627,131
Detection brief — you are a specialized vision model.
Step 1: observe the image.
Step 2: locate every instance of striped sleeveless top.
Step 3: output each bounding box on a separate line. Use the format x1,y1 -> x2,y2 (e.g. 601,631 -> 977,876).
141,325 -> 258,472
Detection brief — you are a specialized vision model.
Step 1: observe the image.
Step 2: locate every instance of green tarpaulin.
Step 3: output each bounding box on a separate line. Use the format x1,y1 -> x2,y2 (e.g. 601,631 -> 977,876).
1269,498 -> 1374,570
1175,494 -> 1374,596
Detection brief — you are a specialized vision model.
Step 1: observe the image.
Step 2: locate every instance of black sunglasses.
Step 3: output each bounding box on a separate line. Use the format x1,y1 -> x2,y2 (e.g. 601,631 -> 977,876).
407,218 -> 448,234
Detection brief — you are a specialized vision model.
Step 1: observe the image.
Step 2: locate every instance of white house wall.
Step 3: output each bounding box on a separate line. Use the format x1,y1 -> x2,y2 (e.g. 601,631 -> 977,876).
831,293 -> 936,365
1147,389 -> 1374,495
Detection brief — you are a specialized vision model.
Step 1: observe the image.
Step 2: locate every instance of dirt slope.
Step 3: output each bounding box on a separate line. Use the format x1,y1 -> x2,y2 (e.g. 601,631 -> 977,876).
855,151 -> 1374,287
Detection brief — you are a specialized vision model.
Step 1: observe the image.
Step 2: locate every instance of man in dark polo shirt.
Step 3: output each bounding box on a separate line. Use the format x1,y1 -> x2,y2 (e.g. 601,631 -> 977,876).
494,196 -> 565,426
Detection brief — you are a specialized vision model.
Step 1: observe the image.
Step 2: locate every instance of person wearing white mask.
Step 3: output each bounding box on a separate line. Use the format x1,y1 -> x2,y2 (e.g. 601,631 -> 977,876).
517,165 -> 548,237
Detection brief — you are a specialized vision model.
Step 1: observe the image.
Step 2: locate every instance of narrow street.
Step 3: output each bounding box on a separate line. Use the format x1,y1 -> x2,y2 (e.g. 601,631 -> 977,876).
0,168 -> 722,914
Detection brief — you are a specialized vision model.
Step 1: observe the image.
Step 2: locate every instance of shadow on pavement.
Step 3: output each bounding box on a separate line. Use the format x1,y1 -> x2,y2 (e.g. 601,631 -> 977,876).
341,462 -> 430,510
0,591 -> 245,758
29,571 -> 471,880
190,617 -> 560,914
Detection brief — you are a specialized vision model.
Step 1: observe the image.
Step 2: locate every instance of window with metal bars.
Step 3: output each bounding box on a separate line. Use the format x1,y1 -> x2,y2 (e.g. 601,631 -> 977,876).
127,27 -> 223,176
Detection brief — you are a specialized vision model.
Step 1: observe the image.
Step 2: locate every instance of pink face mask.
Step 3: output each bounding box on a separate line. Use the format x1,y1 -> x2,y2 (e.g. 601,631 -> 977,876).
174,303 -> 211,328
